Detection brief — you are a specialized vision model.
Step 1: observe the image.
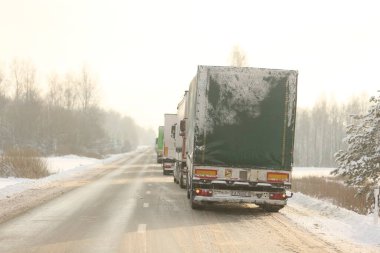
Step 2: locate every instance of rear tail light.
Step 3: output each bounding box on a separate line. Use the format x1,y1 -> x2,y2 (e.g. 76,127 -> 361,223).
194,188 -> 213,197
269,192 -> 287,200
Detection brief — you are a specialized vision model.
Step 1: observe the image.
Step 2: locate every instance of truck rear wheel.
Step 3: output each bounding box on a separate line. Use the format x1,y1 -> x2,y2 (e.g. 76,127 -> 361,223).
190,191 -> 202,210
261,205 -> 284,212
179,174 -> 185,189
191,200 -> 202,210
186,173 -> 191,199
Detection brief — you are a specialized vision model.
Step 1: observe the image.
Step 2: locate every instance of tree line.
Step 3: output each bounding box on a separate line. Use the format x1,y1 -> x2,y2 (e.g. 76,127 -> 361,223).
1,57 -> 372,165
294,93 -> 370,167
0,59 -> 154,157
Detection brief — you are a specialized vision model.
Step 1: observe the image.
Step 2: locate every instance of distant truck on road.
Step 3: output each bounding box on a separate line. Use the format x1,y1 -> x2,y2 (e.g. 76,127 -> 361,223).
162,114 -> 177,175
173,91 -> 188,188
155,126 -> 164,163
185,66 -> 298,211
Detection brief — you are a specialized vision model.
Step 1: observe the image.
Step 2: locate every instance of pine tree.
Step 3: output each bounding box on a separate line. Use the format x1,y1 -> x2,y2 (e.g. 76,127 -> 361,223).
332,92 -> 380,195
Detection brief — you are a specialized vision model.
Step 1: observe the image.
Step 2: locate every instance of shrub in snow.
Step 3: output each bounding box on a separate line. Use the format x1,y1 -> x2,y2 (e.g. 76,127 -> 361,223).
292,176 -> 371,214
0,148 -> 49,178
332,92 -> 380,197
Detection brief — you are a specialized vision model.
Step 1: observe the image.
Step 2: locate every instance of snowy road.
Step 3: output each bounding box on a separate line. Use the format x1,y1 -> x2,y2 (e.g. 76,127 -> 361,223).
0,149 -> 374,253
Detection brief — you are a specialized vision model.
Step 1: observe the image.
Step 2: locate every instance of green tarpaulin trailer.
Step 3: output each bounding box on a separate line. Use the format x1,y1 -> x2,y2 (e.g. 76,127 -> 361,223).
186,65 -> 298,211
188,66 -> 297,169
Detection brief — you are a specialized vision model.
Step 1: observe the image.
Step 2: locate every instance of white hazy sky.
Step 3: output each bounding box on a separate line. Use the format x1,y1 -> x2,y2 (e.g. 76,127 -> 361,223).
0,0 -> 379,130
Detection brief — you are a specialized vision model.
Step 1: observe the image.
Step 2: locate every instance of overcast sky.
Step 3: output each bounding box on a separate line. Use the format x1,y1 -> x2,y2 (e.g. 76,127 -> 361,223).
0,0 -> 379,130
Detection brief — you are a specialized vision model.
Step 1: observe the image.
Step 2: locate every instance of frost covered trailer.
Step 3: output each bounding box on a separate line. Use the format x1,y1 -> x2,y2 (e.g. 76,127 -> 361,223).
188,66 -> 298,170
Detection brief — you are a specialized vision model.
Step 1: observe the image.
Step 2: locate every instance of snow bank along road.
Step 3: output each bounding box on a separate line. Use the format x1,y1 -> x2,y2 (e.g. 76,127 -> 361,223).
0,148 -> 375,253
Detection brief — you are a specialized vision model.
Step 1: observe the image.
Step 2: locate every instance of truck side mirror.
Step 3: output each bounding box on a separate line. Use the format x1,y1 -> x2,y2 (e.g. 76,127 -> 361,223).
171,124 -> 176,138
180,120 -> 186,132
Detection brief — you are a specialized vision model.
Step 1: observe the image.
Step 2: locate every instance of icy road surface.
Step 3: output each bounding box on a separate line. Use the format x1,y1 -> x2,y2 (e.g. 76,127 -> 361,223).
0,149 -> 378,253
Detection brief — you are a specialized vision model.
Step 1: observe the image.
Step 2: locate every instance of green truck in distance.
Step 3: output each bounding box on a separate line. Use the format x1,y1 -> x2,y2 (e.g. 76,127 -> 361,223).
185,65 -> 298,211
156,126 -> 164,163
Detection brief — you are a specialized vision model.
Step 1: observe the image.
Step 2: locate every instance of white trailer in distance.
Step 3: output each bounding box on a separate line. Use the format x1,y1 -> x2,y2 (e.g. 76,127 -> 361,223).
173,91 -> 188,188
162,113 -> 177,175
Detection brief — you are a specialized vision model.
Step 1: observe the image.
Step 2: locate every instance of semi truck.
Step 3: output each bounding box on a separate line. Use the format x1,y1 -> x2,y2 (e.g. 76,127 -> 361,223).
156,126 -> 164,163
173,91 -> 188,188
162,114 -> 177,175
185,65 -> 298,211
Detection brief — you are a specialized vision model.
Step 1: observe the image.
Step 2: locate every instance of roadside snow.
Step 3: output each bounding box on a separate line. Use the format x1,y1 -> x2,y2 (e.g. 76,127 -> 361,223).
283,192 -> 380,247
292,167 -> 334,178
0,151 -> 135,199
0,177 -> 34,190
47,155 -> 100,174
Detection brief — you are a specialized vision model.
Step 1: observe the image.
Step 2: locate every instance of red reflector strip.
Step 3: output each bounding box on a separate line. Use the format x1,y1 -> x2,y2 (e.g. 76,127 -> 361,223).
267,172 -> 289,182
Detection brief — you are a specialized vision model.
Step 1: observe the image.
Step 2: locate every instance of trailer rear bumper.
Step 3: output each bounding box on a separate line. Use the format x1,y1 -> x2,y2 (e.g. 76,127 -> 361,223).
163,159 -> 175,175
193,195 -> 286,206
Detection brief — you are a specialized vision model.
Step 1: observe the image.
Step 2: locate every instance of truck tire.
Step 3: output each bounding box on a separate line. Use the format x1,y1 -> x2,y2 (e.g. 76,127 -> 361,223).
190,191 -> 202,210
261,205 -> 284,212
186,173 -> 191,199
179,174 -> 185,189
191,200 -> 202,210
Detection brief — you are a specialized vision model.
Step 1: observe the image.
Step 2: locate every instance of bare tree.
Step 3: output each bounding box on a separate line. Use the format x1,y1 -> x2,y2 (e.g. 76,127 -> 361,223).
0,65 -> 11,99
0,67 -> 4,96
11,60 -> 23,101
11,59 -> 38,102
230,45 -> 248,67
78,66 -> 98,111
62,72 -> 78,110
47,73 -> 64,108
0,66 -> 8,150
5,60 -> 44,148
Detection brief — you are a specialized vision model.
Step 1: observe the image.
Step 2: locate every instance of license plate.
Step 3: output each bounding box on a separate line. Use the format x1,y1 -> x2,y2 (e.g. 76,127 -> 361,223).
231,191 -> 250,197
212,190 -> 228,196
